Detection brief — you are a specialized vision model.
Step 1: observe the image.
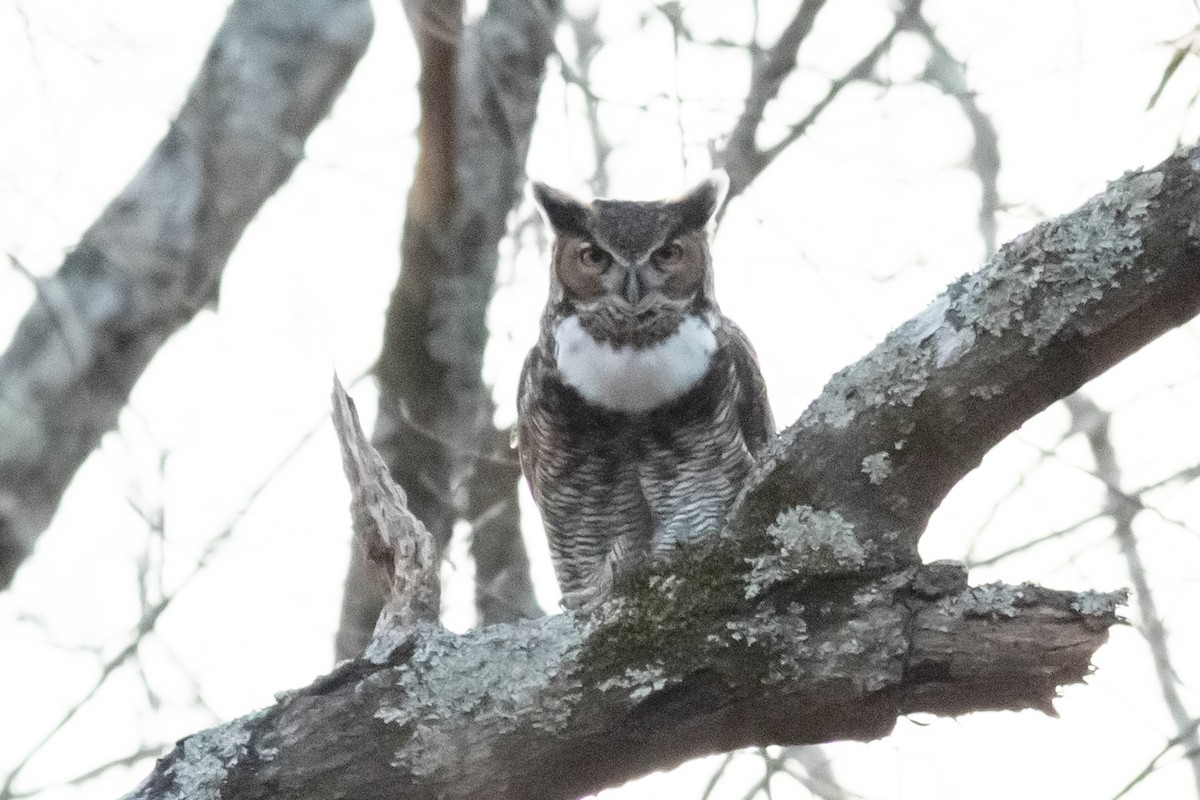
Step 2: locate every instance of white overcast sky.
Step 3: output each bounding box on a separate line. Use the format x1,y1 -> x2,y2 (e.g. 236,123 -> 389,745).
3,1 -> 1200,798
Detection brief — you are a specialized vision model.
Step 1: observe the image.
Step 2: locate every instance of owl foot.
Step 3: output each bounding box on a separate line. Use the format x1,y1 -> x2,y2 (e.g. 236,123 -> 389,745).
560,564 -> 616,612
560,585 -> 603,611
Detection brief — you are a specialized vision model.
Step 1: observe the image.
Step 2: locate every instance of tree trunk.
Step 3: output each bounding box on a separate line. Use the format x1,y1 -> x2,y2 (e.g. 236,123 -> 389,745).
0,0 -> 374,591
336,0 -> 560,657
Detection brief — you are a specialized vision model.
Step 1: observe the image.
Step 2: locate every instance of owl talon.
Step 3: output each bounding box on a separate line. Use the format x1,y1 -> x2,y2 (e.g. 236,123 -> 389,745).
560,586 -> 600,611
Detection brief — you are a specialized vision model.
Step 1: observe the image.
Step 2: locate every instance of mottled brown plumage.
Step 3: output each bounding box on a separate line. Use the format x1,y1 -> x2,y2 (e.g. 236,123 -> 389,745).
518,174 -> 774,607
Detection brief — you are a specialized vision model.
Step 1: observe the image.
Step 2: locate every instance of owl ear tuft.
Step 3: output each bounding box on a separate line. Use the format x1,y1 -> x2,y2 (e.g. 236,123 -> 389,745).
531,181 -> 590,236
675,170 -> 729,230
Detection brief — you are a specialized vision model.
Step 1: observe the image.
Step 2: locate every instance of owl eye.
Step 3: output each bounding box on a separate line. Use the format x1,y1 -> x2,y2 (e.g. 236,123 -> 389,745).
652,240 -> 684,266
578,242 -> 611,271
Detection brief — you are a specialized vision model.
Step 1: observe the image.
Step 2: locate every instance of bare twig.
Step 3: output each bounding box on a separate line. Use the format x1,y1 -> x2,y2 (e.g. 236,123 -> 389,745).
966,511 -> 1108,569
1111,716 -> 1200,800
904,9 -> 1001,256
1065,394 -> 1200,797
699,752 -> 737,800
566,10 -> 613,195
0,393 -> 339,799
723,0 -> 829,190
718,7 -> 901,210
8,745 -> 166,800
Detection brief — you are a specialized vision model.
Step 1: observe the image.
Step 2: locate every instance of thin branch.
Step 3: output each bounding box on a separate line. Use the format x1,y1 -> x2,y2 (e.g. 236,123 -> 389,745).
5,251 -> 83,369
966,511 -> 1108,569
700,752 -> 738,800
1112,716 -> 1200,800
1065,394 -> 1200,797
0,392 -> 339,799
718,11 -> 901,211
8,745 -> 166,800
723,0 -> 829,183
565,10 -> 612,195
904,9 -> 1001,256
779,745 -> 853,800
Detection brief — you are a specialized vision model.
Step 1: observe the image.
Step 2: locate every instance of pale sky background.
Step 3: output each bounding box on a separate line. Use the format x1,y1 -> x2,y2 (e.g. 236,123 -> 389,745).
3,0 -> 1200,798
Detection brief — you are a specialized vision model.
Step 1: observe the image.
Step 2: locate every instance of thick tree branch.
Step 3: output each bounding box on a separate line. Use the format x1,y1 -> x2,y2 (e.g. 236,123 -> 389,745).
0,0 -> 374,591
121,141 -> 1200,800
732,142 -> 1200,568
123,562 -> 1122,800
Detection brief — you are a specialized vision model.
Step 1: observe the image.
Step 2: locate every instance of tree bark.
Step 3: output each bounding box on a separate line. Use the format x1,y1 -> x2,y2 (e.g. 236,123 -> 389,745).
122,141 -> 1200,800
124,569 -> 1121,800
0,0 -> 374,591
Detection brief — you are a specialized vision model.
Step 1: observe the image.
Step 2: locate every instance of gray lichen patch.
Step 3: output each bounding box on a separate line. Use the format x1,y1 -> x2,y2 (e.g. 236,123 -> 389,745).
952,168 -> 1164,350
968,383 -> 1005,400
745,506 -> 865,599
1070,588 -> 1129,617
958,582 -> 1029,619
722,603 -> 808,648
164,712 -> 264,800
365,625 -> 412,665
596,663 -> 670,702
805,337 -> 933,430
861,452 -> 892,484
908,294 -> 976,369
371,617 -> 584,776
753,583 -> 910,692
718,604 -> 809,680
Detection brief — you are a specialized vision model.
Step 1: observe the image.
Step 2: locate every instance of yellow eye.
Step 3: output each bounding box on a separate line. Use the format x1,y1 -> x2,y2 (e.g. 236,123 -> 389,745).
652,241 -> 684,266
579,243 -> 611,270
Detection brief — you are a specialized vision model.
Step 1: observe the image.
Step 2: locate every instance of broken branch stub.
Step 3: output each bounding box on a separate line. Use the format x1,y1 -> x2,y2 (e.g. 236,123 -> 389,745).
331,376 -> 440,660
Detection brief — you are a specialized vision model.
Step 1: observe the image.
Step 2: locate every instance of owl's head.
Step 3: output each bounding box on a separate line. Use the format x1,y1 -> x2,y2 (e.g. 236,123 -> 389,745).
531,173 -> 728,312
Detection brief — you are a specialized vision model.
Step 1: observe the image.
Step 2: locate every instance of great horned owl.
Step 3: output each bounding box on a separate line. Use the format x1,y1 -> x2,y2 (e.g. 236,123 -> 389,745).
517,173 -> 774,608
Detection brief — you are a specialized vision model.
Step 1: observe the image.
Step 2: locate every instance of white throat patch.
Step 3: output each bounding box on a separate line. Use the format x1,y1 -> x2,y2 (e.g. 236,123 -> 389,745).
554,314 -> 717,413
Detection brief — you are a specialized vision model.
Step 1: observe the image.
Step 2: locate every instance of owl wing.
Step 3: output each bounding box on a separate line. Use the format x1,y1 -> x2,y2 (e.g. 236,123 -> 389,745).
725,320 -> 776,455
515,348 -> 545,492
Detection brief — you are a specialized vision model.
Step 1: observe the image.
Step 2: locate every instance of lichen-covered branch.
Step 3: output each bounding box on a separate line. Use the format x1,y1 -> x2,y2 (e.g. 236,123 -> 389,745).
0,0 -> 374,591
336,0 -> 560,657
732,142 -> 1200,570
121,559 -> 1121,800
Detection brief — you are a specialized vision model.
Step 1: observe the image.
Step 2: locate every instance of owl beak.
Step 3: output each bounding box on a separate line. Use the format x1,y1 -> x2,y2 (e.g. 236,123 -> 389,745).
624,269 -> 643,304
